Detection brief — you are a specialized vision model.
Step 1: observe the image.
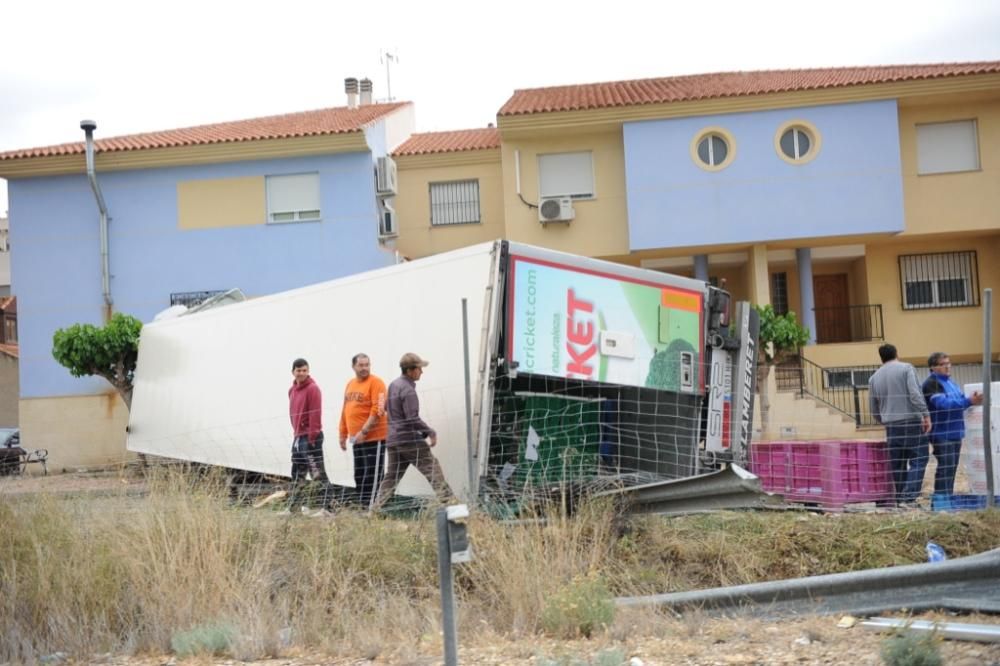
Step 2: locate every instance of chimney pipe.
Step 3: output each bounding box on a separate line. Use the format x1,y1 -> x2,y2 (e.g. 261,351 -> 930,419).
81,120 -> 112,310
359,78 -> 373,106
344,77 -> 359,109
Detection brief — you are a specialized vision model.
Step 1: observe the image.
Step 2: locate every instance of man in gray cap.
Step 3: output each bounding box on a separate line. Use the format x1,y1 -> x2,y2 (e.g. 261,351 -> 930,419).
370,352 -> 454,511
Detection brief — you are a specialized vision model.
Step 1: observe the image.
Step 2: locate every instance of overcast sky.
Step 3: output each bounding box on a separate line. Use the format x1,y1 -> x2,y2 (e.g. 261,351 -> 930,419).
3,0 -> 1000,215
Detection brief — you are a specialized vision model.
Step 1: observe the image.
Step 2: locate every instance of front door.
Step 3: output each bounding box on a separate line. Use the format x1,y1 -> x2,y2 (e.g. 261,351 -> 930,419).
813,273 -> 850,343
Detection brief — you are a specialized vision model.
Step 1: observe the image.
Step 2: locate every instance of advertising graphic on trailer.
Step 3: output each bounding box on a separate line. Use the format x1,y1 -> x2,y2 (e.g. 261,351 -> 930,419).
508,255 -> 704,392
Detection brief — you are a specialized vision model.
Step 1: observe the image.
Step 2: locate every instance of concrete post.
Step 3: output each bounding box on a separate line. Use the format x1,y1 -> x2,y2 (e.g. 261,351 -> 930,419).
694,254 -> 709,282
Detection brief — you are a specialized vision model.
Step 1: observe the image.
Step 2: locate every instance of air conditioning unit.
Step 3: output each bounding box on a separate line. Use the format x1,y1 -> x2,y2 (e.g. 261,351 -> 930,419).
375,156 -> 397,197
538,196 -> 574,224
379,203 -> 398,238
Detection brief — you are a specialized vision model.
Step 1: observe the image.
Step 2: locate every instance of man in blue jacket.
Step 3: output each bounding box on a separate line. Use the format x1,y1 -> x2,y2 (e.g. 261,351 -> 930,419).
922,352 -> 983,495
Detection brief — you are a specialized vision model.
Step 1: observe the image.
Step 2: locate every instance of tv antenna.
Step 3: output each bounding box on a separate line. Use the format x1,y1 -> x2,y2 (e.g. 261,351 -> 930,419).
380,49 -> 399,101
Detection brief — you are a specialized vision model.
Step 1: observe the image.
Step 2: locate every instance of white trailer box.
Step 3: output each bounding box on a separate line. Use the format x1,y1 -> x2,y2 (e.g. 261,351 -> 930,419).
128,241 -> 756,501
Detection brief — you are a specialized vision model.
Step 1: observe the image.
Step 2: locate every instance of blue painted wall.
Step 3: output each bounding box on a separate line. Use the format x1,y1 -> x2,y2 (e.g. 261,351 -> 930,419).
9,151 -> 394,398
623,100 -> 905,250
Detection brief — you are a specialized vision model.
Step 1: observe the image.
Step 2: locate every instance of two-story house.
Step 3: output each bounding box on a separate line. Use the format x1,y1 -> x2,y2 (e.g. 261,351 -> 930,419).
393,62 -> 1000,439
0,93 -> 414,469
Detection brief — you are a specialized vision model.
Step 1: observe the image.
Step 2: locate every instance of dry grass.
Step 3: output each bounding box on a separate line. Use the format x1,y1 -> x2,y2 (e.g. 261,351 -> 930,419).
1,469 -> 999,663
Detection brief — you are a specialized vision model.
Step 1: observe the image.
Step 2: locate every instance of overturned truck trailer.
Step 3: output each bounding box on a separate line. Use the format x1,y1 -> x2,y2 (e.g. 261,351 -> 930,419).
128,241 -> 758,501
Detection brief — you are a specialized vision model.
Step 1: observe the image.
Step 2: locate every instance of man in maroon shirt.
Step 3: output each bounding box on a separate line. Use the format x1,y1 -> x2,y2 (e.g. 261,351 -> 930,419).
288,358 -> 328,512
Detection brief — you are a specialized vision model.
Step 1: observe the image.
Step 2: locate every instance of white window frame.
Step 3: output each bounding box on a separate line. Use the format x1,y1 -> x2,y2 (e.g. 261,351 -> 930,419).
266,173 -> 321,224
538,151 -> 595,200
429,180 -> 481,226
915,119 -> 980,175
899,252 -> 978,310
823,367 -> 875,389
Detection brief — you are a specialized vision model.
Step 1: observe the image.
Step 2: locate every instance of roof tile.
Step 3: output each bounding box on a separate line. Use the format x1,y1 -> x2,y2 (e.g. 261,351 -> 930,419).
0,103 -> 411,161
393,128 -> 501,156
499,62 -> 1000,116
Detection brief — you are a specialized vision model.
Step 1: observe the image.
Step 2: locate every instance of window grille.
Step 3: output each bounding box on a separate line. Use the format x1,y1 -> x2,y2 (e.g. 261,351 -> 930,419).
898,251 -> 979,310
770,272 -> 789,315
430,180 -> 481,226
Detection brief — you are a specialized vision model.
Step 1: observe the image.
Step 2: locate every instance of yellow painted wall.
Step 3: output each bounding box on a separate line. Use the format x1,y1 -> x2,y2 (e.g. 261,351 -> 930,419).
865,234 -> 1000,360
177,176 -> 265,230
899,98 -> 1000,235
19,394 -> 132,472
393,152 -> 505,258
500,130 -> 629,257
0,353 -> 17,426
803,341 -> 883,367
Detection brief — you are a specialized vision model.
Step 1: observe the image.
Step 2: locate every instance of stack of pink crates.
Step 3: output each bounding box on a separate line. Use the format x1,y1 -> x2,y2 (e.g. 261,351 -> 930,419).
750,440 -> 892,509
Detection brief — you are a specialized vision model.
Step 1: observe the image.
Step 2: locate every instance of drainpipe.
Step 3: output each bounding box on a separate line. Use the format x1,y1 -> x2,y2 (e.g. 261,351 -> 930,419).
80,120 -> 112,315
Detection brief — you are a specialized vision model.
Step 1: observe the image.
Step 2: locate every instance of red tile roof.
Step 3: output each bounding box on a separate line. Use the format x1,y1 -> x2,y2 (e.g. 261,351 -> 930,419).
0,343 -> 17,359
0,297 -> 13,313
393,128 -> 501,156
499,62 -> 1000,116
0,103 -> 412,161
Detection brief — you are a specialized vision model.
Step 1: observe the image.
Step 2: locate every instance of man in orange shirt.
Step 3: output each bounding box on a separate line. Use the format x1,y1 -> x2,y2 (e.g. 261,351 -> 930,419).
339,353 -> 388,509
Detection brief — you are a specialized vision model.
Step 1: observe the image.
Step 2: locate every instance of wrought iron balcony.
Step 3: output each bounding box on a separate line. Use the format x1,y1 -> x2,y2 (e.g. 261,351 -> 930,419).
812,304 -> 884,343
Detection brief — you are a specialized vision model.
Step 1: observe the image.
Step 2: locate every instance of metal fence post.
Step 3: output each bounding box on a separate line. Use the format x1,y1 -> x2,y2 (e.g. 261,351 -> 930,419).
983,288 -> 994,508
461,298 -> 475,502
437,508 -> 459,665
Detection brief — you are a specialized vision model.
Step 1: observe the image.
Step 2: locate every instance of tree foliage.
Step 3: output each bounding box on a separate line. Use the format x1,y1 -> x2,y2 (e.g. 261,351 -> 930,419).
752,304 -> 811,436
52,313 -> 142,409
754,304 -> 810,364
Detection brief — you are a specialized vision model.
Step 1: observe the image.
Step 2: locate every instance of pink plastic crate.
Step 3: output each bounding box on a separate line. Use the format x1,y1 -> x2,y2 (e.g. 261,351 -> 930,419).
750,440 -> 892,508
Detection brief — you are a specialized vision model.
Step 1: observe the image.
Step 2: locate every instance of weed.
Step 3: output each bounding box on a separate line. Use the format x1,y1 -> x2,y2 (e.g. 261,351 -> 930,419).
880,630 -> 942,666
541,575 -> 615,638
170,621 -> 235,658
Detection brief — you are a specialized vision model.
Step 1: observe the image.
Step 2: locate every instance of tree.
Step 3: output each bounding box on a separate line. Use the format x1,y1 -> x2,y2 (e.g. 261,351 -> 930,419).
753,304 -> 810,437
52,313 -> 142,410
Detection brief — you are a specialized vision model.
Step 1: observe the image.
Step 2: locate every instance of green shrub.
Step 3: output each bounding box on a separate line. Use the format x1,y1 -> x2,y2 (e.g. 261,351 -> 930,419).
880,631 -> 942,666
170,622 -> 235,658
541,576 -> 615,638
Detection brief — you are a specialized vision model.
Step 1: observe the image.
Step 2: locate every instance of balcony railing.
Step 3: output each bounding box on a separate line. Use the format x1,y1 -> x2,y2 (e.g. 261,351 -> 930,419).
812,304 -> 884,343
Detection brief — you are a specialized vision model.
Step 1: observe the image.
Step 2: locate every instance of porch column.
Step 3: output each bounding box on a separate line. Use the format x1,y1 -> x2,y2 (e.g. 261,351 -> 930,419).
747,244 -> 770,306
796,248 -> 817,344
693,254 -> 709,282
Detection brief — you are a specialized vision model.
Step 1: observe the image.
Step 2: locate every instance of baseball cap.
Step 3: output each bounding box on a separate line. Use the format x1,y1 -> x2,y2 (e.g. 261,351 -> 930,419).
400,352 -> 429,369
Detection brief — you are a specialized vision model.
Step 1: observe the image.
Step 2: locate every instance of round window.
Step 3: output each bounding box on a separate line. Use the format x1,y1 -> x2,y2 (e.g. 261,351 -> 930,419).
780,127 -> 811,159
775,121 -> 821,164
691,128 -> 736,171
697,134 -> 728,166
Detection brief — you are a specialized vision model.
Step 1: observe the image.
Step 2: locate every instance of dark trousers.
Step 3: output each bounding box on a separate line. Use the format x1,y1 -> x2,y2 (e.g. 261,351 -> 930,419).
885,420 -> 929,503
932,440 -> 961,495
353,440 -> 386,509
290,433 -> 329,508
370,440 -> 453,511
